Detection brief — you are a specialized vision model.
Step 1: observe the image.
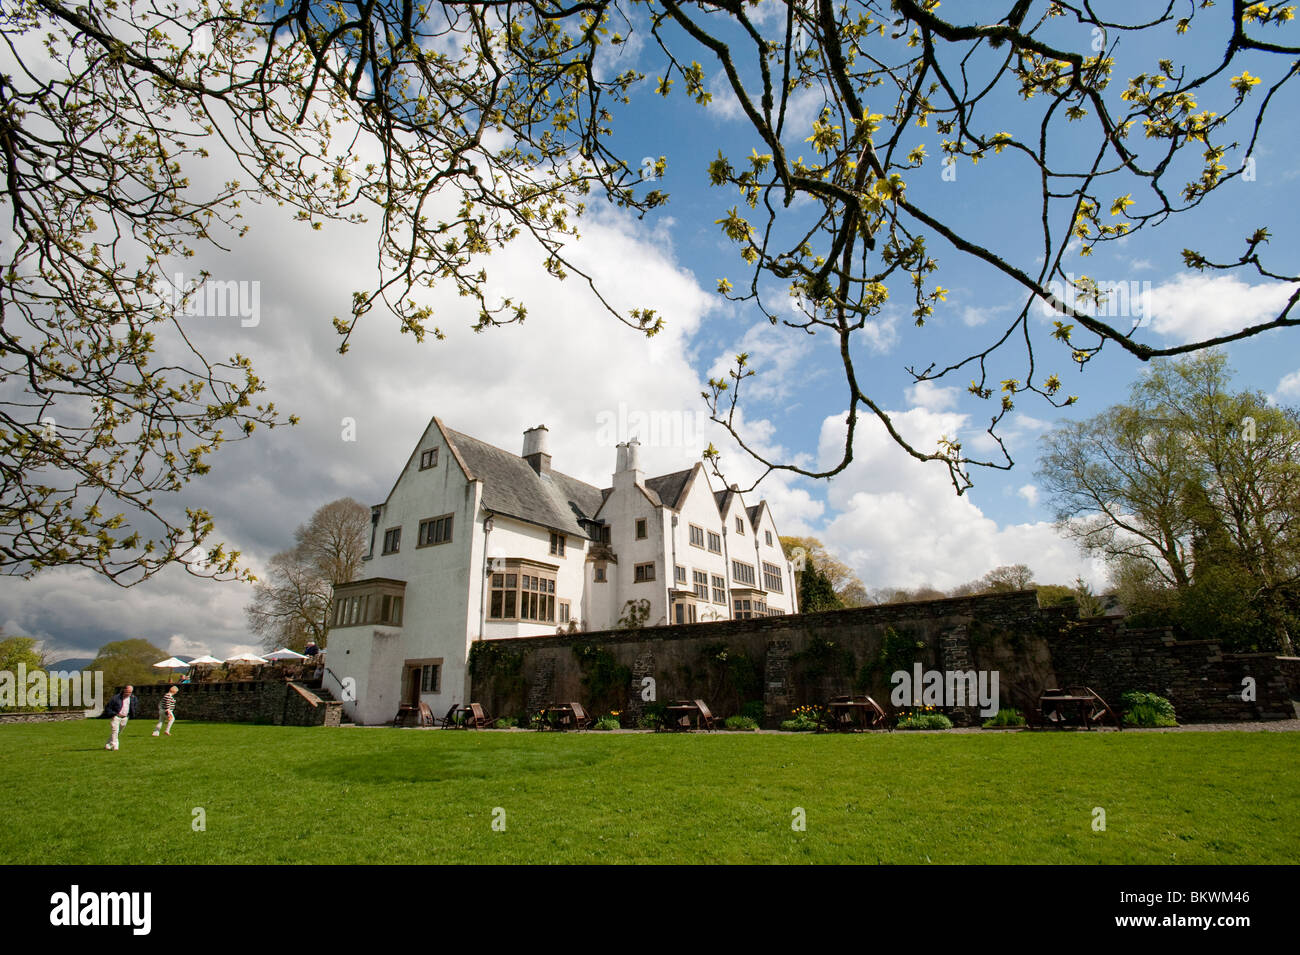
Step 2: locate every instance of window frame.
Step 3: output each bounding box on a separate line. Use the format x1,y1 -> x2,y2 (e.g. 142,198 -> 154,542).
635,518 -> 647,540
487,559 -> 560,623
419,448 -> 439,470
731,559 -> 756,586
707,531 -> 722,554
417,513 -> 454,547
688,523 -> 705,548
549,532 -> 566,557
634,561 -> 656,583
382,526 -> 401,554
762,560 -> 784,594
711,574 -> 726,604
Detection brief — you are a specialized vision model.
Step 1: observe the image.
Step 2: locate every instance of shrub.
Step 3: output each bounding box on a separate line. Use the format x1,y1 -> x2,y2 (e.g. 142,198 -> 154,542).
740,699 -> 765,723
1120,691 -> 1177,727
780,706 -> 822,732
895,713 -> 953,731
724,715 -> 758,731
495,716 -> 517,728
638,701 -> 666,729
592,714 -> 621,731
982,707 -> 1026,728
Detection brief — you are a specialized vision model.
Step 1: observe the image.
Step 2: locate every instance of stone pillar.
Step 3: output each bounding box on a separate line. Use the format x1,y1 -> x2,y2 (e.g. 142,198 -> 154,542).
626,649 -> 655,727
764,640 -> 792,729
525,656 -> 556,716
940,624 -> 982,726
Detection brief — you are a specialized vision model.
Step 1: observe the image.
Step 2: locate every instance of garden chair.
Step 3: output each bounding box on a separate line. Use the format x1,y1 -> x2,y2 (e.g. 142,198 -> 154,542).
418,702 -> 436,727
569,702 -> 592,730
694,700 -> 716,731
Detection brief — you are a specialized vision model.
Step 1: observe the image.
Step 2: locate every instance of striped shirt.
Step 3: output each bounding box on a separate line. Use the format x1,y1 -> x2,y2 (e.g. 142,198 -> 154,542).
160,694 -> 176,714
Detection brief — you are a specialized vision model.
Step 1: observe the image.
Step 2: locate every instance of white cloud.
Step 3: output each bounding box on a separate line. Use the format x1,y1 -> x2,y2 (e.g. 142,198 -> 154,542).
814,408 -> 1104,592
906,380 -> 959,412
1276,369 -> 1300,400
1141,273 -> 1300,344
1018,484 -> 1039,507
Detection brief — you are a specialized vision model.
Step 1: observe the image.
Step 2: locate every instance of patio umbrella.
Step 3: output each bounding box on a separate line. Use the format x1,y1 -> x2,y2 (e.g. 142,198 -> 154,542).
153,656 -> 189,669
224,653 -> 268,665
264,647 -> 308,661
187,655 -> 222,666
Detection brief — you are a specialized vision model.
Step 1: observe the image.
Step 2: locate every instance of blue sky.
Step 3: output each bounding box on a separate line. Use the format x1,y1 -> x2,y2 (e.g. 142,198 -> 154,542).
3,0 -> 1299,661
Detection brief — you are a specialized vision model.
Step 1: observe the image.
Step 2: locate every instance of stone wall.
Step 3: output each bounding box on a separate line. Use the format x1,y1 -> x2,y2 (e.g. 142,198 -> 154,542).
0,710 -> 87,724
473,592 -> 1056,727
1047,620 -> 1296,722
126,681 -> 342,727
470,590 -> 1297,726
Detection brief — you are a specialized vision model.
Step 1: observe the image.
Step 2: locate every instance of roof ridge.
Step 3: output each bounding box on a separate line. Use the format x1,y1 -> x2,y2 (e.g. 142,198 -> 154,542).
444,425 -> 602,497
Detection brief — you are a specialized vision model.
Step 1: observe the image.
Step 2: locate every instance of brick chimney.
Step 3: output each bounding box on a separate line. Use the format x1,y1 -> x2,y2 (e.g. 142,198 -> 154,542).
522,425 -> 551,476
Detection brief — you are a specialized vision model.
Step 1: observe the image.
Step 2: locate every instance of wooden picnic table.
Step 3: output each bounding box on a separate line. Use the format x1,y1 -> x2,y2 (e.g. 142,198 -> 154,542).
1039,687 -> 1120,730
537,702 -> 588,731
822,695 -> 889,731
660,699 -> 715,731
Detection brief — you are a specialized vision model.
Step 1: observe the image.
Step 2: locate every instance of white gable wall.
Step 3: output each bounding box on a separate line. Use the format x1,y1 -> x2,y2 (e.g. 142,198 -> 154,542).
327,421 -> 477,724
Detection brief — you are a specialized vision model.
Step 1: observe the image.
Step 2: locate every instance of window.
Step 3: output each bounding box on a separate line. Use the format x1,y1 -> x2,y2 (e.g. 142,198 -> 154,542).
550,532 -> 566,557
675,564 -> 687,585
487,560 -> 558,622
763,561 -> 784,593
732,560 -> 756,586
693,570 -> 708,599
733,597 -> 767,620
707,531 -> 722,553
559,600 -> 571,624
332,580 -> 405,628
418,514 -> 453,547
382,527 -> 401,554
635,518 -> 647,540
419,448 -> 439,470
765,530 -> 773,546
711,574 -> 726,604
689,524 -> 705,548
594,564 -> 607,583
634,561 -> 655,583
419,664 -> 441,693
674,602 -> 698,624
735,516 -> 745,534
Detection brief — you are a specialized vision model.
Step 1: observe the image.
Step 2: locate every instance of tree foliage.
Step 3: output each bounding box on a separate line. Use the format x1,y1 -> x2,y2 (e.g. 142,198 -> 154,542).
1039,350 -> 1300,650
89,638 -> 167,690
244,497 -> 369,651
5,1 -> 1299,584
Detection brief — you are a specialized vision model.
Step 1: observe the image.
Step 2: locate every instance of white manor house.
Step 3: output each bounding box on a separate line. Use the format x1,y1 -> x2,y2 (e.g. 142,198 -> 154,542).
324,418 -> 799,725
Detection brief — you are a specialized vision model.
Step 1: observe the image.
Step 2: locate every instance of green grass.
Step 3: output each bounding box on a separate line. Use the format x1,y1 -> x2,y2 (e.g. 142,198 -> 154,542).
2,721 -> 1297,863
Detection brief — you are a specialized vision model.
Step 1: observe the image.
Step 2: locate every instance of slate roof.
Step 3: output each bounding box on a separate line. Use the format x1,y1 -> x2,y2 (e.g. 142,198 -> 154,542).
444,428 -> 603,537
644,467 -> 694,511
436,425 -> 754,536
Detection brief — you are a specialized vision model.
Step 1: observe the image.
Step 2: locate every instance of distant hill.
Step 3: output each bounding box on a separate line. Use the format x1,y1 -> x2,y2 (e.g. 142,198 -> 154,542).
44,657 -> 96,672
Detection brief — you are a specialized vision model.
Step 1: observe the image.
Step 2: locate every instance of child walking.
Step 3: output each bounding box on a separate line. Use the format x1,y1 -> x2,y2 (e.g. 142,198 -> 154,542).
152,684 -> 178,736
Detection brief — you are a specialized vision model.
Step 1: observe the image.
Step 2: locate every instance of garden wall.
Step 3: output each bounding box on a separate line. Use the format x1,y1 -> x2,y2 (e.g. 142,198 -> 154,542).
470,591 -> 1297,727
0,710 -> 87,724
1049,621 -> 1296,722
126,681 -> 342,727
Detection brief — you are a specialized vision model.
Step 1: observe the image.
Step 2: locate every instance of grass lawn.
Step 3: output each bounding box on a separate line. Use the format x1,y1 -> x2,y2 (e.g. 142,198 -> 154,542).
2,721 -> 1297,864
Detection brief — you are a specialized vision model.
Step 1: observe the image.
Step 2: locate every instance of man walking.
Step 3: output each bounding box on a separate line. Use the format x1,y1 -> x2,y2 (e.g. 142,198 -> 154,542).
104,685 -> 138,751
152,685 -> 178,737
